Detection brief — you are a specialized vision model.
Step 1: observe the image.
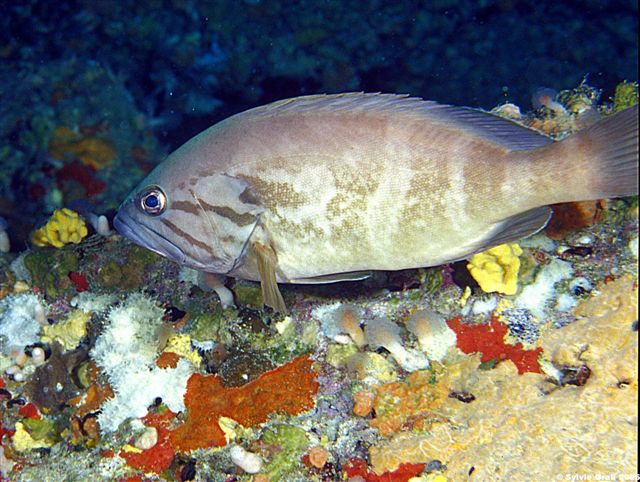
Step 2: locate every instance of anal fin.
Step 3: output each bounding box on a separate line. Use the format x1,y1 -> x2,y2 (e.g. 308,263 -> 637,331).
253,241 -> 287,313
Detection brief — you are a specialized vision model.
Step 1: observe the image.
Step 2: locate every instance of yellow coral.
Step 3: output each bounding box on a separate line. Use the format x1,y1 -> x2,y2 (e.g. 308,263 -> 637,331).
121,444 -> 143,454
12,422 -> 53,452
467,243 -> 523,295
163,334 -> 202,367
42,309 -> 90,350
32,208 -> 88,248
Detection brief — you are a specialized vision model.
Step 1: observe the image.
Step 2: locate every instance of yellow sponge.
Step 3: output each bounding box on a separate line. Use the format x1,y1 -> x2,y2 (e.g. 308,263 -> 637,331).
32,208 -> 88,248
162,334 -> 203,368
467,243 -> 523,295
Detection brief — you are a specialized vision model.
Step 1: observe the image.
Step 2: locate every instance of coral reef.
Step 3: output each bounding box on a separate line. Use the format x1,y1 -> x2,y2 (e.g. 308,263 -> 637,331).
368,276 -> 637,478
170,354 -> 319,451
91,294 -> 195,433
0,6 -> 637,474
446,315 -> 543,374
31,208 -> 88,248
467,243 -> 523,295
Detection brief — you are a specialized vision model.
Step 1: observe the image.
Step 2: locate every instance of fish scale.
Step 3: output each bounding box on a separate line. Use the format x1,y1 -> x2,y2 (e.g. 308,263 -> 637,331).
114,93 -> 639,311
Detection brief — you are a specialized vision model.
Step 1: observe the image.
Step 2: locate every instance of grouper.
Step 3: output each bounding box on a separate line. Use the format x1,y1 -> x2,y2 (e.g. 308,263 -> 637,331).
113,93 -> 639,311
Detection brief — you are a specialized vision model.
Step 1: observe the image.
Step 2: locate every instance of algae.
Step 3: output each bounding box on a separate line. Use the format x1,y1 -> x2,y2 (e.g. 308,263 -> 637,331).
261,424 -> 309,480
613,80 -> 639,112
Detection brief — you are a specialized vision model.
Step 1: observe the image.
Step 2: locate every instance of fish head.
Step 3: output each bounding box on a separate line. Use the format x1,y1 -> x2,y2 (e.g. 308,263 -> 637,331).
114,161 -> 265,274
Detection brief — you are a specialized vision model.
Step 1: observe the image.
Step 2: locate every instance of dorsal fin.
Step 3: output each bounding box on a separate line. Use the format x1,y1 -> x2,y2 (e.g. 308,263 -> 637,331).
239,93 -> 552,152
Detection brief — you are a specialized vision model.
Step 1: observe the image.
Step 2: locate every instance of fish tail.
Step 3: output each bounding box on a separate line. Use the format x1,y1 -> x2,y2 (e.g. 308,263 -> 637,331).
586,104 -> 638,197
555,104 -> 639,200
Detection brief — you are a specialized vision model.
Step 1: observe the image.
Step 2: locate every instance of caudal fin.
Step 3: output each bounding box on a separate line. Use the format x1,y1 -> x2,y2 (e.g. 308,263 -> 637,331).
577,104 -> 639,198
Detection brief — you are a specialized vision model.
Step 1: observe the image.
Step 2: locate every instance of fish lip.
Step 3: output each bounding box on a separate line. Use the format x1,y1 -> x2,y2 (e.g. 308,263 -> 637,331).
113,210 -> 187,265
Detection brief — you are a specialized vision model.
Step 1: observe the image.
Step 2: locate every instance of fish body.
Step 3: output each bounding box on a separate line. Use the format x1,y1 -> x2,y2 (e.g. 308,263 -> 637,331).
114,94 -> 639,310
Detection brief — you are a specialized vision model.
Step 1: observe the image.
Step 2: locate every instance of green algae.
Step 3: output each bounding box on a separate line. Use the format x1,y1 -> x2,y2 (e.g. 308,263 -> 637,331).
96,259 -> 122,288
248,316 -> 315,364
233,281 -> 263,308
190,309 -> 229,344
22,417 -> 57,443
24,249 -> 79,298
326,343 -> 359,368
556,82 -> 601,113
518,252 -> 542,287
74,361 -> 92,389
422,267 -> 444,294
613,81 -> 638,112
261,424 -> 309,480
602,198 -> 638,225
126,244 -> 159,267
118,245 -> 160,290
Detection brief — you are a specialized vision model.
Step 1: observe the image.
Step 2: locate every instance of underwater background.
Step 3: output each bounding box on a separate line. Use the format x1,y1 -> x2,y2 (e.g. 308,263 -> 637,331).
0,1 -> 638,481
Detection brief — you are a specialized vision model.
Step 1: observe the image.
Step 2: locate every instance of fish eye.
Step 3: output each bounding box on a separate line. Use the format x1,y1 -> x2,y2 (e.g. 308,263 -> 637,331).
138,186 -> 166,216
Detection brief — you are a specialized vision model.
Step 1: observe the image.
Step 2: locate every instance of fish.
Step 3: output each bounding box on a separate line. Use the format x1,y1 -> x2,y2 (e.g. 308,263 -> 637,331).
113,93 -> 639,311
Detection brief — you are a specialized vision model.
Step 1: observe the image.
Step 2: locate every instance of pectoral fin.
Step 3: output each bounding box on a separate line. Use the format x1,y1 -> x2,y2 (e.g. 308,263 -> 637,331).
253,241 -> 287,313
488,206 -> 552,246
459,206 -> 552,261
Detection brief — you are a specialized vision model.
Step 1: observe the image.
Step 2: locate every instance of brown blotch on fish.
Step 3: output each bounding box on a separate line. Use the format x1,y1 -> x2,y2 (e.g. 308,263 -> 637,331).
238,175 -> 310,211
207,204 -> 257,227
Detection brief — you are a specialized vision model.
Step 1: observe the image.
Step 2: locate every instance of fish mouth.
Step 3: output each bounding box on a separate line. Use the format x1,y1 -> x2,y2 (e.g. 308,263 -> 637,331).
113,210 -> 187,265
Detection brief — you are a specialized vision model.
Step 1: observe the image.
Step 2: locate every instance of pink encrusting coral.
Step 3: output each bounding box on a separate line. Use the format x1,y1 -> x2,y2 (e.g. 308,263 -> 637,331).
446,315 -> 543,374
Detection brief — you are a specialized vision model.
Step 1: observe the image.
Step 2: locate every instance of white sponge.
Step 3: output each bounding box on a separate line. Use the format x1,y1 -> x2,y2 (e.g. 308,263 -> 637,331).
365,316 -> 429,372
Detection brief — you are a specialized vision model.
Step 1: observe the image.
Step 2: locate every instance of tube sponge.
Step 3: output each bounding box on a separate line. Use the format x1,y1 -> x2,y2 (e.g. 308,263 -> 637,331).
364,316 -> 429,372
333,304 -> 366,348
316,303 -> 365,347
467,243 -> 523,295
31,208 -> 88,248
230,445 -> 263,474
405,309 -> 457,362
